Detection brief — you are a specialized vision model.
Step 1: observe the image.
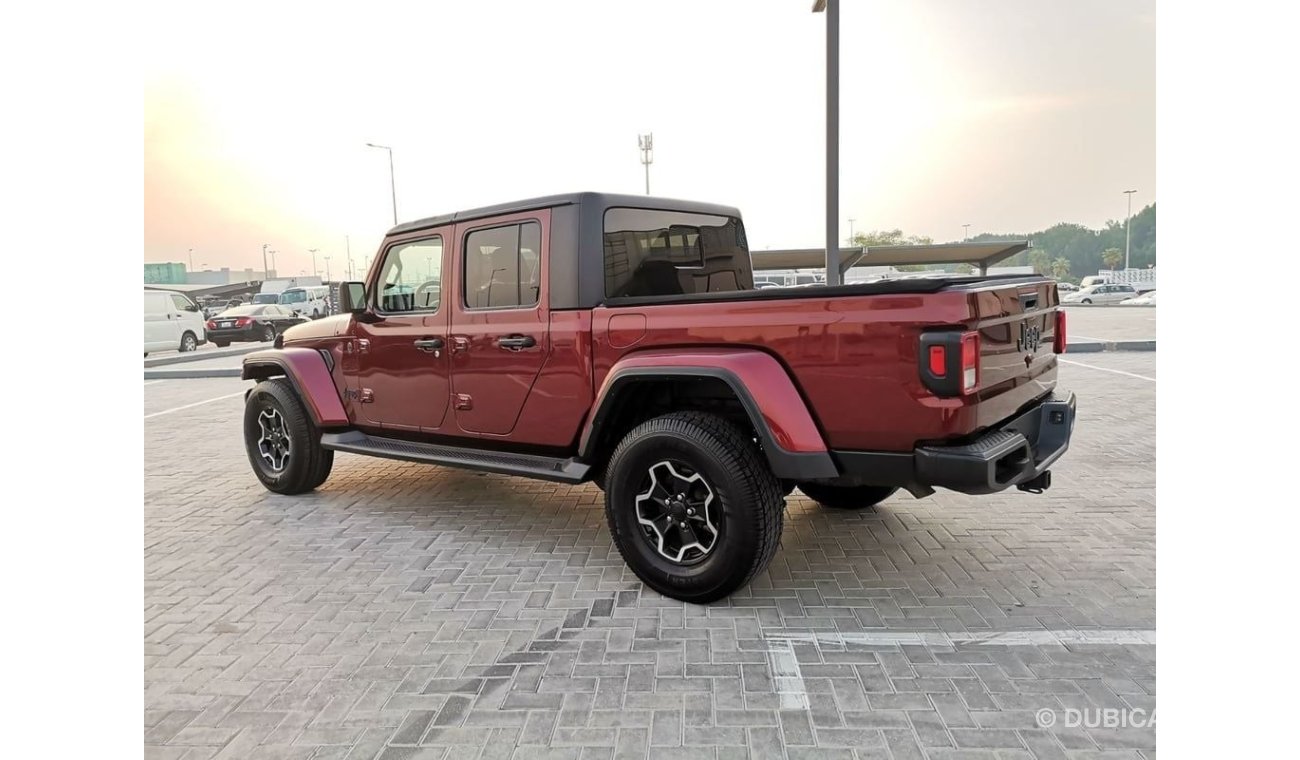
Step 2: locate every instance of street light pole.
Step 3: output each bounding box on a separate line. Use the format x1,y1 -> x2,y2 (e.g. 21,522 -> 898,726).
188,248 -> 194,274
963,224 -> 971,241
813,0 -> 841,286
308,248 -> 319,279
1123,189 -> 1137,270
848,218 -> 855,245
366,143 -> 398,225
638,133 -> 654,195
261,244 -> 271,280
268,249 -> 277,278
324,255 -> 331,284
346,235 -> 353,279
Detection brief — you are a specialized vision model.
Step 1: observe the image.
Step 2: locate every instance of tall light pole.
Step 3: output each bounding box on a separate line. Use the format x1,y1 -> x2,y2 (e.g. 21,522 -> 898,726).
1123,189 -> 1137,270
638,133 -> 654,195
366,143 -> 398,225
963,224 -> 971,241
848,218 -> 855,245
261,244 -> 270,280
346,235 -> 353,280
324,255 -> 331,284
187,248 -> 194,274
268,249 -> 277,278
308,248 -> 319,279
813,0 -> 841,286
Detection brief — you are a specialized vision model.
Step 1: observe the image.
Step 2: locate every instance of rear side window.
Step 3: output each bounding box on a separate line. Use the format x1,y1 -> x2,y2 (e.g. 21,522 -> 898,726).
464,222 -> 541,309
603,208 -> 752,298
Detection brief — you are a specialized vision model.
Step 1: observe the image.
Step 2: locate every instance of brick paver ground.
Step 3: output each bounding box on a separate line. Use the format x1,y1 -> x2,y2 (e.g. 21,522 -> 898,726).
145,354 -> 1155,759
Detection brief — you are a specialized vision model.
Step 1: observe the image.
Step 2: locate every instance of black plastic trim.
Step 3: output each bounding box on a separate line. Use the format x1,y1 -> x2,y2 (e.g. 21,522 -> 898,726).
917,331 -> 966,397
832,391 -> 1076,495
601,274 -> 1044,309
578,366 -> 839,481
321,430 -> 591,484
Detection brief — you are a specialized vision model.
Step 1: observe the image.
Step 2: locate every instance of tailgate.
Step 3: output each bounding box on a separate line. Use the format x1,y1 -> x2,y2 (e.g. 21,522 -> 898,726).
957,278 -> 1062,431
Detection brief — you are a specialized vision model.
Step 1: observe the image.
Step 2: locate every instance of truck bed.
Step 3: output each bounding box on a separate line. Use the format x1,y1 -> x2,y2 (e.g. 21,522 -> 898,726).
592,275 -> 1061,453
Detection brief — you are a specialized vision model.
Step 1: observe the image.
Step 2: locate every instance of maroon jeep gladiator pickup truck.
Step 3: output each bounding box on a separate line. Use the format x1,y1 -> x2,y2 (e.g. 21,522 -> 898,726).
241,192 -> 1075,602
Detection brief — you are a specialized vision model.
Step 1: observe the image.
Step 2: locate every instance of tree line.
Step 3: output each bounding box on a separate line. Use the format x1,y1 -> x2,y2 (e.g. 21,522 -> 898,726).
849,203 -> 1155,282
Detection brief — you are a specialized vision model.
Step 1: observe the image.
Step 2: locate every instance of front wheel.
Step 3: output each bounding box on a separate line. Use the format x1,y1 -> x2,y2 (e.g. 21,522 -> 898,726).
243,378 -> 334,494
179,331 -> 198,352
1081,299 -> 1092,305
797,482 -> 897,510
604,412 -> 784,603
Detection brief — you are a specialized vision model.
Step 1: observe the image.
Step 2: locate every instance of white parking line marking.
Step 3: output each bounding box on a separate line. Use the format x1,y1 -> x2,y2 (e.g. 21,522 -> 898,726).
761,629 -> 1155,711
143,380 -> 166,386
144,391 -> 245,420
1060,358 -> 1155,383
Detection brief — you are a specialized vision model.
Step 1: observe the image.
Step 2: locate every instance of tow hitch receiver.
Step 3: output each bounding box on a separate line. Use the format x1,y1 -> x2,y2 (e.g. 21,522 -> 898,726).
1016,470 -> 1051,494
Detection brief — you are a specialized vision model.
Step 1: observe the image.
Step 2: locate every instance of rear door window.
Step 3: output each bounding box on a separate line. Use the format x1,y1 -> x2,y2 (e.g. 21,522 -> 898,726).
463,222 -> 541,309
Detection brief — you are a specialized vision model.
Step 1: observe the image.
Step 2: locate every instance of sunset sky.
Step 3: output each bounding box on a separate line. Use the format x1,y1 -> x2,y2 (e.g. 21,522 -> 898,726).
143,0 -> 1155,278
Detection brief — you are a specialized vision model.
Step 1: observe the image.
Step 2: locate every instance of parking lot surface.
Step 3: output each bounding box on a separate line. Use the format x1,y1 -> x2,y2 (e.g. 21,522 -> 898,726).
1061,306 -> 1156,343
145,353 -> 1155,759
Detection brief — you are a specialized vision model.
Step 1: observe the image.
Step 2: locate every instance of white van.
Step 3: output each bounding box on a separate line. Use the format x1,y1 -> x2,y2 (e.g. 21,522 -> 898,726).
143,290 -> 208,356
278,285 -> 330,318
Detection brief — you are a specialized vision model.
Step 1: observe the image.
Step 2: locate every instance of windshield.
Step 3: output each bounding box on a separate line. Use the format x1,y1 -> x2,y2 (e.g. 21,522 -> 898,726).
252,293 -> 279,304
280,290 -> 307,303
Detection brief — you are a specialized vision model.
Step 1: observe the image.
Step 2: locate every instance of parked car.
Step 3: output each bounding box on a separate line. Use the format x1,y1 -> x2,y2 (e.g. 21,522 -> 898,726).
238,192 -> 1074,603
1121,290 -> 1157,306
278,285 -> 331,318
1062,283 -> 1137,304
143,290 -> 207,356
205,305 -> 306,347
1056,282 -> 1080,293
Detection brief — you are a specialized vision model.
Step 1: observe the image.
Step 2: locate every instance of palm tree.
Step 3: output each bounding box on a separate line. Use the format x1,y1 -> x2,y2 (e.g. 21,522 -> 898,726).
1102,247 -> 1123,272
1051,257 -> 1071,280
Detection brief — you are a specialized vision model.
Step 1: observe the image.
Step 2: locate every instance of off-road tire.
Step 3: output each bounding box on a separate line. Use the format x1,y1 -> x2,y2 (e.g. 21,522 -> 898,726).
179,331 -> 198,352
244,378 -> 334,494
604,411 -> 784,603
797,482 -> 897,510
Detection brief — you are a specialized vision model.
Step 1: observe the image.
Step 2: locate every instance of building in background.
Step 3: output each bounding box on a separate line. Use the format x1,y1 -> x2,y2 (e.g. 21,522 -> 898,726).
186,267 -> 262,286
144,262 -> 187,284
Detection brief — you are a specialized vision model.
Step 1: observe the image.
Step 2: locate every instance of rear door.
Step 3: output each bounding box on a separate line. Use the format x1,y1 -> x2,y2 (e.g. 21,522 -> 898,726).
353,231 -> 452,432
449,211 -> 549,436
143,293 -> 173,350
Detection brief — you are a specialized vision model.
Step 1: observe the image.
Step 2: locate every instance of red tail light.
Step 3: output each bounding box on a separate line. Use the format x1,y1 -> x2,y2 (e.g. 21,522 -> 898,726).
960,331 -> 979,394
1054,310 -> 1067,354
205,320 -> 216,330
928,345 -> 947,376
235,317 -> 252,327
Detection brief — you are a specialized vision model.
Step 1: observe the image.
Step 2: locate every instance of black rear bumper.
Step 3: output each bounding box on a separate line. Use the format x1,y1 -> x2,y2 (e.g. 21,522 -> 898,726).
832,391 -> 1077,496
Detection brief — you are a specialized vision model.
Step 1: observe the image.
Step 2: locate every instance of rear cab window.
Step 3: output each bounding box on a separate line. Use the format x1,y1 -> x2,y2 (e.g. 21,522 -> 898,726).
603,208 -> 752,298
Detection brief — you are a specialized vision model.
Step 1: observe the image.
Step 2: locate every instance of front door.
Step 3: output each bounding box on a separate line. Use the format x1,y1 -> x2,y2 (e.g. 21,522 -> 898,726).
449,212 -> 550,437
354,231 -> 451,432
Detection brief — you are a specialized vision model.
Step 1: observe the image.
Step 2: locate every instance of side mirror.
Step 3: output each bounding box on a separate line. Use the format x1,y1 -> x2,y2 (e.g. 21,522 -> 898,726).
339,281 -> 368,314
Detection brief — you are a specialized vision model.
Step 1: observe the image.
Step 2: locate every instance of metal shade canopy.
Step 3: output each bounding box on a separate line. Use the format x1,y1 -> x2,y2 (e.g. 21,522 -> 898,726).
751,241 -> 1031,275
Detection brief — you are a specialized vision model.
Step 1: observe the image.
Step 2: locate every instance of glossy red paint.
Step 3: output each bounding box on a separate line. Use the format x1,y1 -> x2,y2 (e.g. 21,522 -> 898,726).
353,226 -> 452,433
591,284 -> 1058,452
242,347 -> 349,427
447,209 -> 552,437
589,347 -> 828,453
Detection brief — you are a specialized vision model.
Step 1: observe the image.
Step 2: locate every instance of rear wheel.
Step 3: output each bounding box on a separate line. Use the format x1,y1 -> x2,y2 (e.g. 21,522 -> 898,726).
604,411 -> 784,603
179,331 -> 198,352
243,378 -> 334,494
260,324 -> 275,342
797,482 -> 897,510
1081,298 -> 1092,305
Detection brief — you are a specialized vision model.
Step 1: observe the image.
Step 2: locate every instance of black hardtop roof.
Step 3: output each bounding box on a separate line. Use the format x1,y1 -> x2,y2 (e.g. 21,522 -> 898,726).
387,192 -> 743,236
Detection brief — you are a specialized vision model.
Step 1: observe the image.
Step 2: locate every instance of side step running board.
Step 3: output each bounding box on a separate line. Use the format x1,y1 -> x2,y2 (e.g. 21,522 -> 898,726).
320,431 -> 591,484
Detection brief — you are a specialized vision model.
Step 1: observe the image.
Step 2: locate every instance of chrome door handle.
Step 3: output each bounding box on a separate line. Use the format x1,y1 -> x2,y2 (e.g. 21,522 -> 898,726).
413,338 -> 444,354
496,335 -> 536,350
